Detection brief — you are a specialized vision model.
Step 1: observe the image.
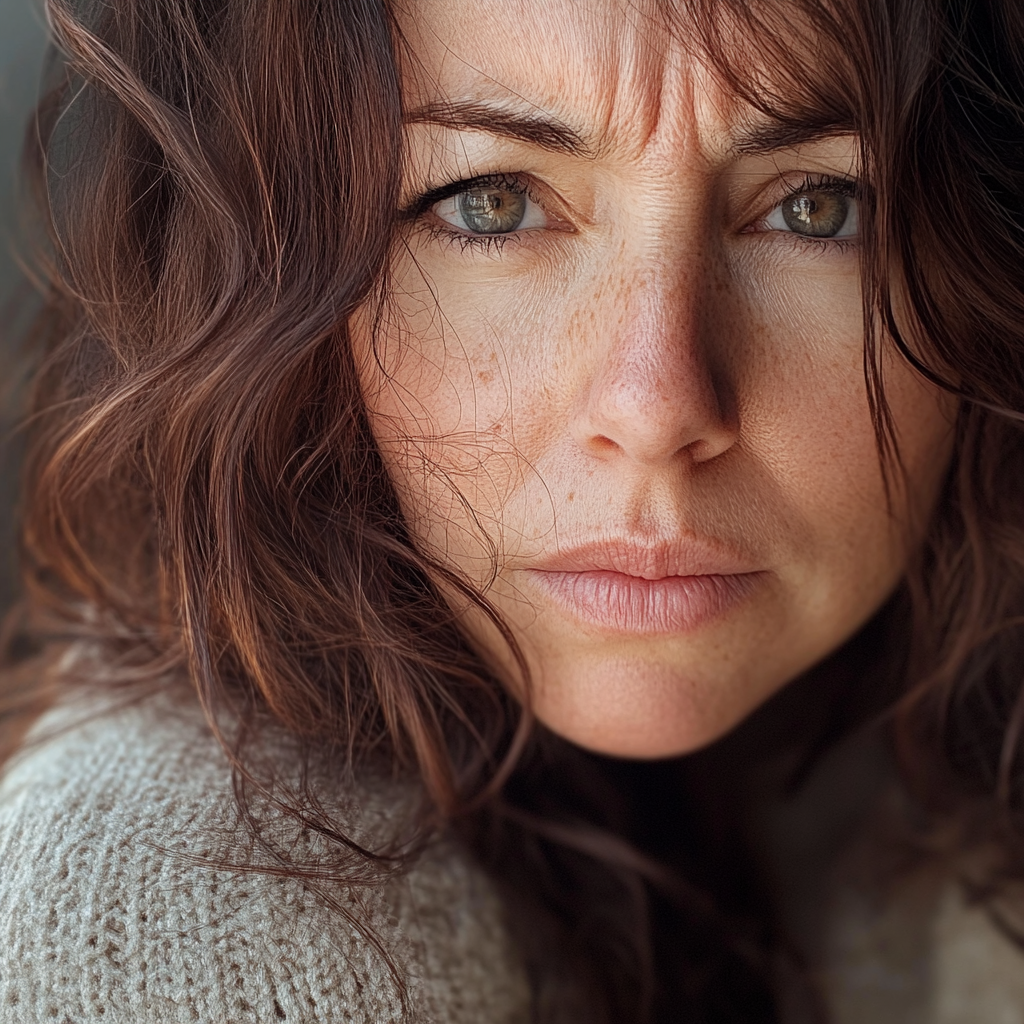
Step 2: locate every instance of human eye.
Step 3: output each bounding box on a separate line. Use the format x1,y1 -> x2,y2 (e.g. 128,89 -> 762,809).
406,173 -> 551,249
762,174 -> 859,240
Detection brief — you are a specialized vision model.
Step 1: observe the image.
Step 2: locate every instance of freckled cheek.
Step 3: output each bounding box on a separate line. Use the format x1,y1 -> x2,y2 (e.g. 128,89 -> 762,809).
723,273 -> 879,568
354,316 -> 477,440
768,332 -> 950,535
735,268 -> 953,583
351,274 -> 573,541
733,279 -> 872,467
371,274 -> 576,445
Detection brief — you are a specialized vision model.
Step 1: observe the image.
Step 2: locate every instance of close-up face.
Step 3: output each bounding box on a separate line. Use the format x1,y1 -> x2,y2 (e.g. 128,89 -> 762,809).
353,0 -> 957,759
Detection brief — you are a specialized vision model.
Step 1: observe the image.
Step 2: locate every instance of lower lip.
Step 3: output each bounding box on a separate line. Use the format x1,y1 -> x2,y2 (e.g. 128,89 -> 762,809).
524,570 -> 762,635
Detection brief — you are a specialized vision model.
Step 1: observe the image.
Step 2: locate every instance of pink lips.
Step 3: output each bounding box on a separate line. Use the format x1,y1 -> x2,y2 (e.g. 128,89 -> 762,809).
523,540 -> 762,635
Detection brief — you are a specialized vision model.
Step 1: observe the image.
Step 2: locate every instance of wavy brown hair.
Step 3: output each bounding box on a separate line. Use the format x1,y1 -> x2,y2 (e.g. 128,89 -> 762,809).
3,0 -> 1024,1021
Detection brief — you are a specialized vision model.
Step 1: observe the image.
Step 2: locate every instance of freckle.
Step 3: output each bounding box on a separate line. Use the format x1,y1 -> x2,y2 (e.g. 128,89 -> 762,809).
567,492 -> 575,502
478,370 -> 493,384
493,422 -> 503,433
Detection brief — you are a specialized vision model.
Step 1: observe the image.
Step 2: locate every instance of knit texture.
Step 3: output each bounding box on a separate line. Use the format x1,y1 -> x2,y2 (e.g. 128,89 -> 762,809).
3,687 -> 1024,1023
0,692 -> 531,1024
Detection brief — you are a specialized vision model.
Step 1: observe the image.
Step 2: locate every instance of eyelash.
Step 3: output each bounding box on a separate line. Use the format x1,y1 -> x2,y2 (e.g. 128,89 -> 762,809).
424,222 -> 517,255
786,172 -> 857,200
407,170 -> 862,254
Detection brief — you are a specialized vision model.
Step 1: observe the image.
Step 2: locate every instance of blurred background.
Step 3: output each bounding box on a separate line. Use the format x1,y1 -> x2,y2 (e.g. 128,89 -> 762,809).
0,0 -> 48,617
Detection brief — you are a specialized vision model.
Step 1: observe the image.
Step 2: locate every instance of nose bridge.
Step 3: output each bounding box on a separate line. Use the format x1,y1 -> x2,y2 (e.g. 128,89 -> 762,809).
612,263 -> 699,402
576,256 -> 734,466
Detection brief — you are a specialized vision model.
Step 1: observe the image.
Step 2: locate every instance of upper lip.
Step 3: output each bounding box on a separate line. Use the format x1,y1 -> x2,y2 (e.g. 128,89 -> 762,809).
527,537 -> 757,580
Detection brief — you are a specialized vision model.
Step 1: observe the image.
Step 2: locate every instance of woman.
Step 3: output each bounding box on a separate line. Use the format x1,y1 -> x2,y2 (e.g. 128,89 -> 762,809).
1,0 -> 1023,1020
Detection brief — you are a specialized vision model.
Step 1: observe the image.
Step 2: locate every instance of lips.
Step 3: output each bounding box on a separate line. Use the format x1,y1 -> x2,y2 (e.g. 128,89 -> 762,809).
522,539 -> 763,635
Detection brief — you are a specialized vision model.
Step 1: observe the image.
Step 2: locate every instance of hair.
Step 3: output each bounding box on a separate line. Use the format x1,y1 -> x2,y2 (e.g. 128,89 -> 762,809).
2,0 -> 1024,1021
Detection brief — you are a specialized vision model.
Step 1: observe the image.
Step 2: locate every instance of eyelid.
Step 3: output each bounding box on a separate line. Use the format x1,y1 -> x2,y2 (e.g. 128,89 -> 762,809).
402,172 -> 529,220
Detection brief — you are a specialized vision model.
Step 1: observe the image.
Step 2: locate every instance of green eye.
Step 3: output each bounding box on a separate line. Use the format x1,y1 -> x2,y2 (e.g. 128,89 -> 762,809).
457,188 -> 528,234
430,178 -> 548,238
767,187 -> 859,239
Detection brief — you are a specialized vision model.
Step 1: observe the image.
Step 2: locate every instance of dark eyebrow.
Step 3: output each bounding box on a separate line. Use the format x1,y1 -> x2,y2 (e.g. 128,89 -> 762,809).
732,120 -> 858,155
404,101 -> 590,156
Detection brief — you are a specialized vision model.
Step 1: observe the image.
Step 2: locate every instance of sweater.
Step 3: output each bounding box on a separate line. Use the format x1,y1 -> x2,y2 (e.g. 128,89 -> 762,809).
0,692 -> 531,1023
2,690 -> 1024,1023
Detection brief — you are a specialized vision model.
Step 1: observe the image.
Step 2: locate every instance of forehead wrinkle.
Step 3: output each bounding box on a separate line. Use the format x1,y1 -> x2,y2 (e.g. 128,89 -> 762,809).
397,0 -> 716,165
398,0 -> 857,178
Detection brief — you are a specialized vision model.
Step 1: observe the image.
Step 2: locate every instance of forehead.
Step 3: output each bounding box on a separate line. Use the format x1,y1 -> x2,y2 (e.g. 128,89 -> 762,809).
395,0 -> 733,156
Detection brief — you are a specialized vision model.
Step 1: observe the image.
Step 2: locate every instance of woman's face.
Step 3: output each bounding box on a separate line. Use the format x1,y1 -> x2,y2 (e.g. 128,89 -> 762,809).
353,0 -> 955,758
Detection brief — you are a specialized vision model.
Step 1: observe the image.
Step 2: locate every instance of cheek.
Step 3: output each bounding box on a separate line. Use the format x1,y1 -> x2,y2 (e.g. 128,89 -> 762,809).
736,256 -> 952,550
725,261 -> 955,694
350,265 -> 558,572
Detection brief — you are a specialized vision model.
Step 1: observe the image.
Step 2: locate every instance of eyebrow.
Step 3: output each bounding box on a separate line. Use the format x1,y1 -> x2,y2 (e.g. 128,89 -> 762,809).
406,99 -> 854,161
731,120 -> 858,155
404,100 -> 590,156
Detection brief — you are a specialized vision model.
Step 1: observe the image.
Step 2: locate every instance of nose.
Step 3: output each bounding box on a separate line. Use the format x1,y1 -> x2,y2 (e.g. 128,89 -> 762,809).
573,269 -> 738,467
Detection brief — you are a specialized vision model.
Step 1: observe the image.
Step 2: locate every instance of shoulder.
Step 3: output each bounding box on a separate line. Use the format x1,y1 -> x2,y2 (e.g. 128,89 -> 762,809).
0,690 -> 529,1024
811,774 -> 1024,1024
757,728 -> 1024,1024
819,859 -> 1024,1024
929,868 -> 1024,1023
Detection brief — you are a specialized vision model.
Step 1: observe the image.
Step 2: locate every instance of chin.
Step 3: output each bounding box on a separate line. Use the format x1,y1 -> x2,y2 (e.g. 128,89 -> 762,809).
530,654 -> 778,760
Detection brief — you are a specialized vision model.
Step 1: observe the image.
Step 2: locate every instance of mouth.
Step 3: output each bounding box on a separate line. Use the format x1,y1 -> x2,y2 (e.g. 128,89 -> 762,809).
522,540 -> 764,635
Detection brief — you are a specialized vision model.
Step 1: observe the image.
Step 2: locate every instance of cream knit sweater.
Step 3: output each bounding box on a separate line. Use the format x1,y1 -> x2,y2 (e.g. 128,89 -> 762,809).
0,693 -> 531,1023
2,690 -> 1024,1023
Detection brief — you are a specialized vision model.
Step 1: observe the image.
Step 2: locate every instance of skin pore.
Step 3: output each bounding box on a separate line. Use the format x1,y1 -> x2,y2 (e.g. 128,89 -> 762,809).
352,0 -> 956,759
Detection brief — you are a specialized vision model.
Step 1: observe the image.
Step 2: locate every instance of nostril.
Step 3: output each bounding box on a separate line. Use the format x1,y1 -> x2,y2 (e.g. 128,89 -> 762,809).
590,435 -> 620,455
685,435 -> 726,464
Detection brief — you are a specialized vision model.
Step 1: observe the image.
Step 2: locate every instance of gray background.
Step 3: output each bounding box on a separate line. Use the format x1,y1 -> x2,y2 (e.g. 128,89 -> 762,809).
0,0 -> 47,300
0,0 -> 48,614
